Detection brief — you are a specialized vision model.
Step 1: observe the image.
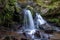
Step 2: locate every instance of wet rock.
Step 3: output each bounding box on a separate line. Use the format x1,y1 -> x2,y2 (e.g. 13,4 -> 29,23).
3,36 -> 10,40
21,38 -> 28,40
44,30 -> 54,34
41,7 -> 49,14
34,31 -> 41,38
39,23 -> 53,30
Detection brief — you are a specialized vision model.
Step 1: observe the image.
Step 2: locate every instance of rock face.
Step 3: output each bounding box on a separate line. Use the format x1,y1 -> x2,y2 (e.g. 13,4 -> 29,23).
41,7 -> 49,14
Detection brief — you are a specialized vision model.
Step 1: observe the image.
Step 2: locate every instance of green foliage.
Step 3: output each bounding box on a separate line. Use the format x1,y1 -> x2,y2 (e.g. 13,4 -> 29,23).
47,18 -> 60,26
8,0 -> 16,6
0,0 -> 21,27
48,18 -> 60,23
36,0 -> 60,9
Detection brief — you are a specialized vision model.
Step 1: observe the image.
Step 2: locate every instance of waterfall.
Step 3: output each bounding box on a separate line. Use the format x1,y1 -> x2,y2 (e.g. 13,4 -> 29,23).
23,9 -> 36,35
35,13 -> 46,25
23,9 -> 35,30
35,13 -> 52,30
23,9 -> 37,39
17,9 -> 50,40
34,13 -> 46,29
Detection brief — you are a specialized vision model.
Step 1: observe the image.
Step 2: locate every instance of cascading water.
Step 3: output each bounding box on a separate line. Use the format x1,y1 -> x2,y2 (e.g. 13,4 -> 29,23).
23,9 -> 36,39
34,13 -> 46,29
23,9 -> 49,40
15,2 -> 59,40
17,8 -> 51,40
35,13 -> 52,30
23,9 -> 35,30
35,13 -> 46,25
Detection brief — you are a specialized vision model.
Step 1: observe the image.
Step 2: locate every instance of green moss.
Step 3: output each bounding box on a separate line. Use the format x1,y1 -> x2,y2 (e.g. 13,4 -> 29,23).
36,0 -> 60,9
48,18 -> 60,23
27,5 -> 34,16
0,0 -> 21,27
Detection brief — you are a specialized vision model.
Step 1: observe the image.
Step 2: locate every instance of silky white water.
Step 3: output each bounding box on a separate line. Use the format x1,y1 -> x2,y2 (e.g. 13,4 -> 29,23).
23,9 -> 36,35
35,13 -> 46,25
